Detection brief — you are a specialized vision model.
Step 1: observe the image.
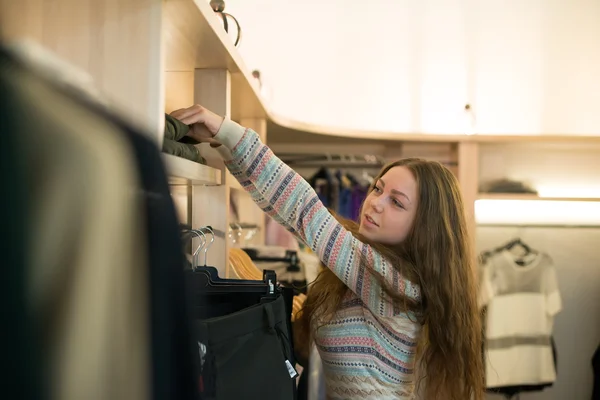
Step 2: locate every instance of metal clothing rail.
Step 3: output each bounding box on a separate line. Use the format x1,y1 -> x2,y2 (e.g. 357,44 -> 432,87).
277,152 -> 458,168
180,224 -> 226,239
181,224 -> 260,240
278,152 -> 385,168
230,222 -> 260,230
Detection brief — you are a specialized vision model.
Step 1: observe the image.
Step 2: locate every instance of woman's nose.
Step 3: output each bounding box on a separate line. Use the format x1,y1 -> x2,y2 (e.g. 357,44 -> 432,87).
371,197 -> 384,212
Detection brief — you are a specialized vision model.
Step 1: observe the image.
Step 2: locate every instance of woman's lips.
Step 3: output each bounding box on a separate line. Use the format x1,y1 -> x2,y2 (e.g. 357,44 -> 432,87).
363,214 -> 379,227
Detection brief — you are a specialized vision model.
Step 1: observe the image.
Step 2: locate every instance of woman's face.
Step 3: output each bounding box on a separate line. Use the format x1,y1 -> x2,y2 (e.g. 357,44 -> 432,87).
359,166 -> 419,245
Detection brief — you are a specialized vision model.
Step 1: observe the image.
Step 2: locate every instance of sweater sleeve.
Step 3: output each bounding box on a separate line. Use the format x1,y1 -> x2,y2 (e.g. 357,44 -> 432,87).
214,119 -> 421,314
214,135 -> 298,235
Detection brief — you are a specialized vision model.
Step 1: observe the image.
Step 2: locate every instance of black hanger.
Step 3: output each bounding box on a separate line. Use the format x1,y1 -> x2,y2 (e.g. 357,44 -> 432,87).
192,266 -> 278,295
185,228 -> 279,295
494,238 -> 539,266
506,238 -> 531,253
478,250 -> 493,265
493,238 -> 533,255
242,248 -> 301,272
185,267 -> 279,320
308,166 -> 333,187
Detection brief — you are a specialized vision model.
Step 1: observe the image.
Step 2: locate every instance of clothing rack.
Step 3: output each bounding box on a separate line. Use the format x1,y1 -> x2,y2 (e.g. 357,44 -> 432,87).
230,222 -> 260,230
243,248 -> 302,272
478,237 -> 540,266
278,152 -> 458,168
228,222 -> 261,244
180,224 -> 226,239
278,152 -> 385,168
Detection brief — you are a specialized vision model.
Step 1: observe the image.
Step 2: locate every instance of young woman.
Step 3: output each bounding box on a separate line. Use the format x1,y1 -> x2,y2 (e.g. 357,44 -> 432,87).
171,105 -> 485,400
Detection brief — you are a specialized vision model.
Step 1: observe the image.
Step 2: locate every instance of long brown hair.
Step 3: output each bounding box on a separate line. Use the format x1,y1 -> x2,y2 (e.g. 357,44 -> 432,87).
295,158 -> 484,399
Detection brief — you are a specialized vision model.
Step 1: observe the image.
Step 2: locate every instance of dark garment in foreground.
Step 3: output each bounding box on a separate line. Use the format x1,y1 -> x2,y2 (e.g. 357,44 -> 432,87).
0,63 -> 43,400
592,345 -> 599,400
0,45 -> 197,400
119,125 -> 199,400
192,294 -> 297,400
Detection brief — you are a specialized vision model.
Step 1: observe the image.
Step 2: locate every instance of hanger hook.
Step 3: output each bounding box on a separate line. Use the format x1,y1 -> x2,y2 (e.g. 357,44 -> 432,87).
228,225 -> 236,244
230,222 -> 242,243
245,227 -> 256,241
190,229 -> 206,267
203,226 -> 215,266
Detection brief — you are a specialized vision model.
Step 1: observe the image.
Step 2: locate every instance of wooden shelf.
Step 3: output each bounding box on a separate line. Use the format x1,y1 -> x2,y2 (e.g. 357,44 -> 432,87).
163,0 -> 267,121
477,193 -> 600,202
162,154 -> 222,186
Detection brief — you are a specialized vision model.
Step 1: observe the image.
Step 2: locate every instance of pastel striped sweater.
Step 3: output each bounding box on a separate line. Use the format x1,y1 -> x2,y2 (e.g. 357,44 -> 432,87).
215,119 -> 423,399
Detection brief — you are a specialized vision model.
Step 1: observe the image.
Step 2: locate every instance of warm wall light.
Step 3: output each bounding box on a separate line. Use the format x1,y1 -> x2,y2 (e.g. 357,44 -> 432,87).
535,185 -> 600,199
475,199 -> 600,226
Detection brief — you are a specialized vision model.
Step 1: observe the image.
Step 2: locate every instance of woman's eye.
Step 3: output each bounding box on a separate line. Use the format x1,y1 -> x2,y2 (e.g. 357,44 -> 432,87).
373,186 -> 382,193
393,199 -> 405,209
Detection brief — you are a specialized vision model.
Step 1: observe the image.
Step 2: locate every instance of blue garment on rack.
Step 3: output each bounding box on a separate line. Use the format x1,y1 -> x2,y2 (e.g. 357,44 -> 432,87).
338,187 -> 352,218
335,171 -> 353,219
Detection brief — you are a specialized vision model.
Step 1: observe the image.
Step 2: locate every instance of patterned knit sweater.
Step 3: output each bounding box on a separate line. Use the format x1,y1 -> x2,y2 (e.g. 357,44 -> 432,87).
215,119 -> 423,399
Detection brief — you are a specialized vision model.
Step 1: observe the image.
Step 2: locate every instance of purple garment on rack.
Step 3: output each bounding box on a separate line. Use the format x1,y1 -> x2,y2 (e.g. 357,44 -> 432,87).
350,185 -> 368,222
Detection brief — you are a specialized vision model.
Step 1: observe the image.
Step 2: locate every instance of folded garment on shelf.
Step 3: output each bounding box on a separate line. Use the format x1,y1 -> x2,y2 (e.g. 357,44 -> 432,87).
164,113 -> 199,143
162,138 -> 206,164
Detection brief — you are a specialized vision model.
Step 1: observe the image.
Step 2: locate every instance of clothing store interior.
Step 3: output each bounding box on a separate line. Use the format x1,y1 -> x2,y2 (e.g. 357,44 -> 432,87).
2,1 -> 600,400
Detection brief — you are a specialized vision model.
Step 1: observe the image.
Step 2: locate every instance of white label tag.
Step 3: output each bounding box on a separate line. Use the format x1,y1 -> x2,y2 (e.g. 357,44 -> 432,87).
285,359 -> 299,379
197,342 -> 207,367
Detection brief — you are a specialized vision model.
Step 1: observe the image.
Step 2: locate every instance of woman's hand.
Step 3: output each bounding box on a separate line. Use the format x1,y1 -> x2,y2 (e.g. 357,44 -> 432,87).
170,105 -> 224,147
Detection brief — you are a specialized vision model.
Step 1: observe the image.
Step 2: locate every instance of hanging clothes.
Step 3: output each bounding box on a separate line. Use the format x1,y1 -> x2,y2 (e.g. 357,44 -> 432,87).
593,345 -> 600,400
479,250 -> 562,395
118,119 -> 198,400
350,183 -> 368,222
185,268 -> 297,400
0,42 -> 197,400
0,63 -> 42,400
304,168 -> 368,222
308,167 -> 338,210
335,170 -> 353,219
193,295 -> 297,400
